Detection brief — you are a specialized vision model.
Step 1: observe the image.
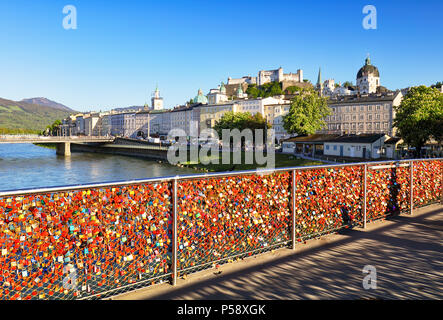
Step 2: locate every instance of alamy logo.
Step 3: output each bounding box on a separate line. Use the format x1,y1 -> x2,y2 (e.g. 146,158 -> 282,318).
362,5 -> 377,30
362,265 -> 377,289
166,123 -> 276,169
63,5 -> 77,30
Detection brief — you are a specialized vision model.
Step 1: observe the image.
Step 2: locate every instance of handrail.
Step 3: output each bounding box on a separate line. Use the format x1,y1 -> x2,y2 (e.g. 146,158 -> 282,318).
0,157 -> 441,197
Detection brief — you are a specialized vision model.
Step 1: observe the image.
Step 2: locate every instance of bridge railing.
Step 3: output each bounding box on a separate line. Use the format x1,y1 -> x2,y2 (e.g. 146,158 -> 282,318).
0,158 -> 441,300
0,136 -> 115,142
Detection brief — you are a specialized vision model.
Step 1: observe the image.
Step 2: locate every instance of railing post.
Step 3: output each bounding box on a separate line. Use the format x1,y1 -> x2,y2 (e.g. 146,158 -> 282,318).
410,160 -> 414,215
440,160 -> 443,205
172,177 -> 178,286
292,169 -> 297,250
363,164 -> 367,229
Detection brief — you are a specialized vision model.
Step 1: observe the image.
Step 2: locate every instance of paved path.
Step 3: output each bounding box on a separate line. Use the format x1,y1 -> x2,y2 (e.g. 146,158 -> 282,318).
114,204 -> 443,300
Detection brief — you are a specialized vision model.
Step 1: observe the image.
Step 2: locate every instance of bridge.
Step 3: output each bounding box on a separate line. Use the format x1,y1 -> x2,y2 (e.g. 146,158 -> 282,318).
0,135 -> 115,156
0,158 -> 441,300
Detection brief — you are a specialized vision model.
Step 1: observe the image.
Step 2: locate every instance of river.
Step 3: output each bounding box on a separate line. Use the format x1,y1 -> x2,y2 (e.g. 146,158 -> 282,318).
0,144 -> 197,192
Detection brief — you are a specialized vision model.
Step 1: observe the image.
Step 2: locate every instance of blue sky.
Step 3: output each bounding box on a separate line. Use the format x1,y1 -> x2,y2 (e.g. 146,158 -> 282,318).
0,0 -> 442,112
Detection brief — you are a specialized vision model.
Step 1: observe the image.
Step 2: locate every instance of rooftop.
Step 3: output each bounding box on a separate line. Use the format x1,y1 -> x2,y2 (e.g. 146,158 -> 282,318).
328,91 -> 401,105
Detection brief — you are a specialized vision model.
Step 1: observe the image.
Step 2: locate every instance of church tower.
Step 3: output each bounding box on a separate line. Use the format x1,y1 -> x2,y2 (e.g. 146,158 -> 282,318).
316,67 -> 323,96
356,55 -> 380,94
151,85 -> 164,110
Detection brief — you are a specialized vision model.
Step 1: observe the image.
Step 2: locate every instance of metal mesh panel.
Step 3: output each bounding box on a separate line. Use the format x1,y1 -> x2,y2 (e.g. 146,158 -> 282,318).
294,165 -> 364,240
413,160 -> 442,208
0,182 -> 172,300
0,159 -> 441,299
176,172 -> 292,276
367,163 -> 411,222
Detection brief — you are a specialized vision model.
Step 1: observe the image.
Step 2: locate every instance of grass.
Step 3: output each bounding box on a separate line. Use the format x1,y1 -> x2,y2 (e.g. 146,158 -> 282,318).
179,151 -> 324,172
0,98 -> 72,131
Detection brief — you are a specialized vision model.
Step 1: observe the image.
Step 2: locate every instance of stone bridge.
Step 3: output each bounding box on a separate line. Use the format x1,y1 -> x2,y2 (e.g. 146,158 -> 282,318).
0,136 -> 115,156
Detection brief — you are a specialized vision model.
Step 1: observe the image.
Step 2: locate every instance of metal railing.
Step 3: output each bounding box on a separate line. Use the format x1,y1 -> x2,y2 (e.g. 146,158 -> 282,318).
0,136 -> 115,143
0,158 -> 441,300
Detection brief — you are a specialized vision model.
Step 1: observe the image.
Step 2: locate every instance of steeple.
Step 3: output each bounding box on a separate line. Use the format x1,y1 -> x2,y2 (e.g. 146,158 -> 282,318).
237,83 -> 244,97
317,67 -> 322,86
220,82 -> 226,94
154,83 -> 160,98
365,54 -> 371,65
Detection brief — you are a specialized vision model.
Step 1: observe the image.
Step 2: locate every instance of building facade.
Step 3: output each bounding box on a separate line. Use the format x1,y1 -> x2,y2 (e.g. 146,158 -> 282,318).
227,67 -> 303,86
320,91 -> 403,136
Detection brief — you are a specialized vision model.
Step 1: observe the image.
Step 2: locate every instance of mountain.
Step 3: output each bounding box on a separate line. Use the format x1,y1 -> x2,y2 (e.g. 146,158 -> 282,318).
0,97 -> 74,132
113,105 -> 145,112
20,97 -> 73,112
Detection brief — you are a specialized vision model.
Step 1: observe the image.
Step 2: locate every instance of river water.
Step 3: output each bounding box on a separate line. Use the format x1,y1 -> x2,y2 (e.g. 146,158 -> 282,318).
0,144 -> 197,192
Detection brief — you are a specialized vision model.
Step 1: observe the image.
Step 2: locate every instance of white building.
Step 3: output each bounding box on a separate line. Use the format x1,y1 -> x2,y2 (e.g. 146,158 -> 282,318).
356,56 -> 380,94
207,83 -> 229,105
151,86 -> 164,110
84,113 -> 100,136
170,106 -> 195,138
322,79 -> 335,96
227,67 -> 303,86
323,133 -> 388,159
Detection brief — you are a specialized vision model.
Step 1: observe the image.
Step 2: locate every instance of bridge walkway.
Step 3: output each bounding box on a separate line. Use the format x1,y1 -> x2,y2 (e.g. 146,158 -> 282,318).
113,204 -> 443,300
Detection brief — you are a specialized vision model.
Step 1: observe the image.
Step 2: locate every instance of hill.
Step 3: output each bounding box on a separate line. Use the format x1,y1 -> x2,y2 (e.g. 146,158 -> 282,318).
0,97 -> 74,132
20,97 -> 73,112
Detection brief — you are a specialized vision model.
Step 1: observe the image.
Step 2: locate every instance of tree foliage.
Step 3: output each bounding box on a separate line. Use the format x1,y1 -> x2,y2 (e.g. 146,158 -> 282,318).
342,81 -> 353,88
42,119 -> 62,136
246,81 -> 283,98
282,88 -> 330,135
284,86 -> 304,94
213,111 -> 272,143
393,85 -> 443,156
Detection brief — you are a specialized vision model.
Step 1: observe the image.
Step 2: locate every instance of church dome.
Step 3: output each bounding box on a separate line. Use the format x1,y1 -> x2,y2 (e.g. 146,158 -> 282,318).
357,57 -> 379,78
194,89 -> 208,104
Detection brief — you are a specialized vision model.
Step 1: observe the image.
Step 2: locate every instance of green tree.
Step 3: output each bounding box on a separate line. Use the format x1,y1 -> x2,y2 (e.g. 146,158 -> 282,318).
245,84 -> 260,98
393,85 -> 443,157
342,81 -> 353,88
214,111 -> 271,144
284,86 -> 303,94
282,88 -> 330,135
45,119 -> 62,136
245,81 -> 283,98
431,81 -> 442,89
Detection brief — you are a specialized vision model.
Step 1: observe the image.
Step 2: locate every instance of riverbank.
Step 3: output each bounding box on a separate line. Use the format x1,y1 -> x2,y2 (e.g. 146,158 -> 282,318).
33,143 -> 57,149
178,152 -> 324,172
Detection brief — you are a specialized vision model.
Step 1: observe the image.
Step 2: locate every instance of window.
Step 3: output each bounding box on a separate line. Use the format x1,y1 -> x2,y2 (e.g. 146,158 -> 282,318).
326,145 -> 329,150
333,145 -> 337,151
